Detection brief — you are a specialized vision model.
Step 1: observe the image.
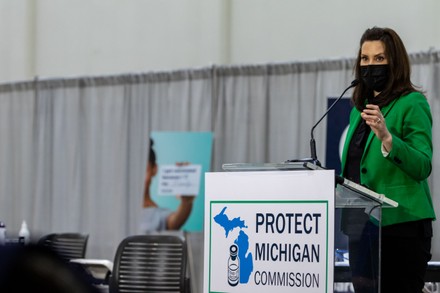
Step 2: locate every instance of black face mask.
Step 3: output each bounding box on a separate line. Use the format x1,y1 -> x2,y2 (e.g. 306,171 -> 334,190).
360,64 -> 389,92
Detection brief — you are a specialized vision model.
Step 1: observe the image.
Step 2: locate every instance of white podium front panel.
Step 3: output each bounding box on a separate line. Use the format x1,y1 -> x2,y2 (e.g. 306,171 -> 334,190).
204,170 -> 335,293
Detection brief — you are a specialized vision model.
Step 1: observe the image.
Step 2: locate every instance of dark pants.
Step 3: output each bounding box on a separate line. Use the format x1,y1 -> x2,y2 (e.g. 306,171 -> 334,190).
348,220 -> 432,293
348,222 -> 379,293
381,233 -> 431,292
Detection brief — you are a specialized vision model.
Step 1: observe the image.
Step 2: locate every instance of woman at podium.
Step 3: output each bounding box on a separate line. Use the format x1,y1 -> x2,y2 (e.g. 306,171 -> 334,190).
340,27 -> 436,293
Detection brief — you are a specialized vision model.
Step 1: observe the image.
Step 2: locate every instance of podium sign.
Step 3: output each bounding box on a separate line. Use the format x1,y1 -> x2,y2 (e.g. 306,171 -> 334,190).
204,169 -> 335,293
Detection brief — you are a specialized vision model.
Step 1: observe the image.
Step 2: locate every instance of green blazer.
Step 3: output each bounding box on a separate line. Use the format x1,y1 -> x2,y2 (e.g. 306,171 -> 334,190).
340,91 -> 436,226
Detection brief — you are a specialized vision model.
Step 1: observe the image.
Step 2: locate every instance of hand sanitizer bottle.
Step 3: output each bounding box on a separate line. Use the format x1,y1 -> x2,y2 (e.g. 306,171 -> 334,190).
0,221 -> 6,245
18,220 -> 30,245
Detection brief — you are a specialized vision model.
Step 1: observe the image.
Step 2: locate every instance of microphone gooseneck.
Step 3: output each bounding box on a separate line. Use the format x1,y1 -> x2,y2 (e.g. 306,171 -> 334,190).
309,79 -> 359,165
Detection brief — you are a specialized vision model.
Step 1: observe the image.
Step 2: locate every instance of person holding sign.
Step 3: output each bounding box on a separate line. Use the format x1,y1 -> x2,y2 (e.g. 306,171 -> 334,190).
340,27 -> 436,292
139,139 -> 195,233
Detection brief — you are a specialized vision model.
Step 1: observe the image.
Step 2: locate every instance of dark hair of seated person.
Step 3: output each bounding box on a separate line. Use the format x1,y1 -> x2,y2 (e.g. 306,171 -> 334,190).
0,244 -> 99,293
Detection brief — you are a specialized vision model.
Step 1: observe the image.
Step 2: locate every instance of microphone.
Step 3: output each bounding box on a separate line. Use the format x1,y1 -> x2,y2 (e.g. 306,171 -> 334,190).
310,79 -> 359,165
286,79 -> 359,166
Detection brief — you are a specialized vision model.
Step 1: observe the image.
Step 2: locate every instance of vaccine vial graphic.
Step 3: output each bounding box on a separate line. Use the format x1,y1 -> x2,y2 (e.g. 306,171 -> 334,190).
228,244 -> 240,286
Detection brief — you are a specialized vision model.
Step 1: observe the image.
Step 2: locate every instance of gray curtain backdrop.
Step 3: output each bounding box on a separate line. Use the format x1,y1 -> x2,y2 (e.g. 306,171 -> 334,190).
0,51 -> 439,261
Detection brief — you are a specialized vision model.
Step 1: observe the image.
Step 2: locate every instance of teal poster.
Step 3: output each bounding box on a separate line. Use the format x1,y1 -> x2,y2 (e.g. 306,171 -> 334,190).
150,131 -> 213,232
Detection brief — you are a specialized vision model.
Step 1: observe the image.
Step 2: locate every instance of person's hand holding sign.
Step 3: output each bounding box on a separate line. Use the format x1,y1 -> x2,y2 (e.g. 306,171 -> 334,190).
167,161 -> 195,229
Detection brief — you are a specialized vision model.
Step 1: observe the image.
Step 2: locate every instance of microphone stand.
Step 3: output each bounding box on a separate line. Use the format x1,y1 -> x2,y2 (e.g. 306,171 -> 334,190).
286,79 -> 359,166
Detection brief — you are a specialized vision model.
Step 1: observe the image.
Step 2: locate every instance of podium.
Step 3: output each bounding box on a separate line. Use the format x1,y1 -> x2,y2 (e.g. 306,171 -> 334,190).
203,162 -> 397,293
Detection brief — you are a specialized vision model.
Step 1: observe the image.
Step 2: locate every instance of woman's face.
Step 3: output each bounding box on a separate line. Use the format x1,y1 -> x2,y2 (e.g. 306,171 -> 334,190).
360,40 -> 388,66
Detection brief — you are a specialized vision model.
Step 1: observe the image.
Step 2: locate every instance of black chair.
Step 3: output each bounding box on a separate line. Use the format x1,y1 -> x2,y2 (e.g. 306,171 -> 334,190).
38,233 -> 89,261
110,234 -> 190,293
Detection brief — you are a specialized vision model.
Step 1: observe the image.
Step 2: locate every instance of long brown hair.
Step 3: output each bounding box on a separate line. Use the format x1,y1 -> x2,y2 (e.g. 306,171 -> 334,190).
352,27 -> 419,111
